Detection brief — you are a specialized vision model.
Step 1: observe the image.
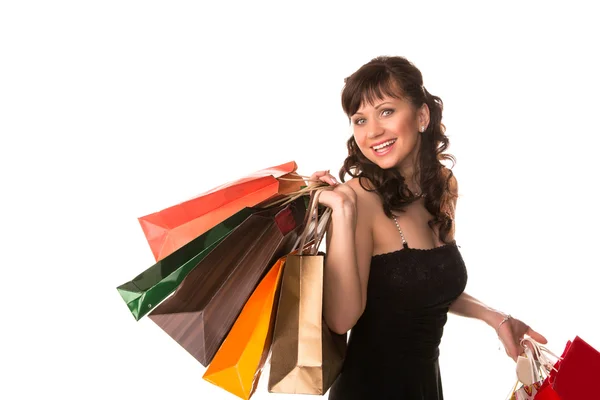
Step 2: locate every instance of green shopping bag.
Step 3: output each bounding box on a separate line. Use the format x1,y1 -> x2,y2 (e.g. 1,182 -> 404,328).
117,207 -> 254,320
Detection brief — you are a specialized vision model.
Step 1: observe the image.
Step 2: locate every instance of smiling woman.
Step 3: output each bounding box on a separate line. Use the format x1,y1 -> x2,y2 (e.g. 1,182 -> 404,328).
308,56 -> 547,400
351,100 -> 422,164
339,60 -> 457,244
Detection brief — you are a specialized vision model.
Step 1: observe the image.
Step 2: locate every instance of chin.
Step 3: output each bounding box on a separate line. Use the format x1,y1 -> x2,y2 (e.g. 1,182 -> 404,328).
369,160 -> 391,170
367,154 -> 406,171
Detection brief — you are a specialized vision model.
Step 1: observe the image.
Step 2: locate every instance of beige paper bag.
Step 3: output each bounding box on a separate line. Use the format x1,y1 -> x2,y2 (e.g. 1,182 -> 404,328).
267,189 -> 347,395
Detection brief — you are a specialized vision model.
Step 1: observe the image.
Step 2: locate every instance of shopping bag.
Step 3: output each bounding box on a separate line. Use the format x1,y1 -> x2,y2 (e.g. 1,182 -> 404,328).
506,337 -> 562,400
202,255 -> 287,400
268,189 -> 347,395
509,381 -> 543,400
552,335 -> 600,399
531,339 -> 572,400
534,384 -> 562,400
148,197 -> 306,366
117,207 -> 254,320
139,161 -> 305,261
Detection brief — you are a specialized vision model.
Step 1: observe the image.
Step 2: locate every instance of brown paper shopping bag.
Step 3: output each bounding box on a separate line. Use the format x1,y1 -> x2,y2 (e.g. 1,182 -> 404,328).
268,189 -> 347,395
148,198 -> 305,366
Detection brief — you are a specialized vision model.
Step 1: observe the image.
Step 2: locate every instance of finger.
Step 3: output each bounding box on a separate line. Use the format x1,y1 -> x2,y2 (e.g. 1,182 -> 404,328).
307,172 -> 329,187
309,170 -> 330,180
527,327 -> 548,344
315,190 -> 344,209
319,175 -> 338,186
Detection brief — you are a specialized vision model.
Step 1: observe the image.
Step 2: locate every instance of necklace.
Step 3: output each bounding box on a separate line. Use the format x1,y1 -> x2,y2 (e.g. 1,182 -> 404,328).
407,181 -> 425,198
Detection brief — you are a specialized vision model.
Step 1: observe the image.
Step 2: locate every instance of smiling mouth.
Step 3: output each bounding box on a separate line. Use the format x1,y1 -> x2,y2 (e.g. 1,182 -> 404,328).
372,139 -> 397,154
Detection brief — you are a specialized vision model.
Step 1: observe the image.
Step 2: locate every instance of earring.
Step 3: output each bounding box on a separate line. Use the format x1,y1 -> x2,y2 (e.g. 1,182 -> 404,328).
420,125 -> 425,132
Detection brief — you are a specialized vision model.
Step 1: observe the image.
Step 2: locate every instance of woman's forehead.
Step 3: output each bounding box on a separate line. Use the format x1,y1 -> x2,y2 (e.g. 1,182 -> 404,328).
344,77 -> 407,116
355,95 -> 405,113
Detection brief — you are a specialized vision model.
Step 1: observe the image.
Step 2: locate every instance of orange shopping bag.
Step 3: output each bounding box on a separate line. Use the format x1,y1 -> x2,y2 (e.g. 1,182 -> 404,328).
202,256 -> 287,400
139,161 -> 304,261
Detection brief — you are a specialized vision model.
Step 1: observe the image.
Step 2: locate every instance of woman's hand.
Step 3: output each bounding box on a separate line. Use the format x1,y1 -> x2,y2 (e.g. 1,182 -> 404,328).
497,315 -> 548,362
308,170 -> 339,187
308,170 -> 356,221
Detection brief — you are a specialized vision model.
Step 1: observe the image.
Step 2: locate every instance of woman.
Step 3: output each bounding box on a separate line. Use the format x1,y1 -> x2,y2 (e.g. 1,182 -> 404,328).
310,56 -> 547,399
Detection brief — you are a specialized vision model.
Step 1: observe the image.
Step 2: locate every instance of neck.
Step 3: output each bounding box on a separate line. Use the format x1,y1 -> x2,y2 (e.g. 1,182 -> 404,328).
397,152 -> 421,194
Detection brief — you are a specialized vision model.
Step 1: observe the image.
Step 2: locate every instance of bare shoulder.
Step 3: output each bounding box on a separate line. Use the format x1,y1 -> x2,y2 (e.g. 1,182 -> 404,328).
343,177 -> 381,207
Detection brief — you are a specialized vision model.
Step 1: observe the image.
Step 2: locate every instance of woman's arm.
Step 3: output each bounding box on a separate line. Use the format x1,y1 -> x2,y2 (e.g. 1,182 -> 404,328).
309,172 -> 373,335
446,171 -> 547,360
449,292 -> 548,361
448,292 -> 505,328
321,181 -> 373,335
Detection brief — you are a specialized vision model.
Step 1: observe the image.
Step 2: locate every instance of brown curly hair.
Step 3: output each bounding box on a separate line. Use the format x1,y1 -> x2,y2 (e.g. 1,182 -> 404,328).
339,56 -> 458,244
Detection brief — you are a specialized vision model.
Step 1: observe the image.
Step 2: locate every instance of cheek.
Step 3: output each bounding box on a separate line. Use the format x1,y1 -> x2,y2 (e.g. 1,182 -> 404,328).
353,132 -> 369,152
384,115 -> 413,135
353,133 -> 379,162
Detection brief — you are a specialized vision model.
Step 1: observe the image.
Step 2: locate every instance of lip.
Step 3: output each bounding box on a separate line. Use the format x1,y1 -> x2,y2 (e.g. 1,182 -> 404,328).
370,138 -> 397,148
371,139 -> 396,157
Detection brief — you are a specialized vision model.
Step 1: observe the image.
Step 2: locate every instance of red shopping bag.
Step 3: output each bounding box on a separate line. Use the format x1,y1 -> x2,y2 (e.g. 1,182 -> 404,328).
532,340 -> 571,399
552,336 -> 600,399
534,385 -> 562,400
139,161 -> 304,261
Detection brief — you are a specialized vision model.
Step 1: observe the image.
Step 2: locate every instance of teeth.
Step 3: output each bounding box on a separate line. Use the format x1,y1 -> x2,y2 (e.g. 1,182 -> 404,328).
373,140 -> 396,150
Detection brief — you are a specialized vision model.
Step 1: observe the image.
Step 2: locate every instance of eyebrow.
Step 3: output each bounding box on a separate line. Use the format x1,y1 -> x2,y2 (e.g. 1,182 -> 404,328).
353,101 -> 393,116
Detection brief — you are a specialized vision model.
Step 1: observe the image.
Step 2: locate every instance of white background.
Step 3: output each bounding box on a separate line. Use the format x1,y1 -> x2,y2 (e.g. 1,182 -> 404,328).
1,1 -> 599,399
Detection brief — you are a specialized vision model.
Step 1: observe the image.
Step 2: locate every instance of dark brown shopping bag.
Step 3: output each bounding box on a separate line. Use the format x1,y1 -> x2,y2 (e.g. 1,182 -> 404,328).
148,197 -> 306,366
268,189 -> 347,395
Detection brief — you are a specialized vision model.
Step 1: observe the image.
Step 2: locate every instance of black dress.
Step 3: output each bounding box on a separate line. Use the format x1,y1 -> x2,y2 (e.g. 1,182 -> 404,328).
328,217 -> 468,400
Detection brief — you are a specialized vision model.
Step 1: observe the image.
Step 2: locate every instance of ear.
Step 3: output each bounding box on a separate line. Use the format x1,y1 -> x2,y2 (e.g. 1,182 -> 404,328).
417,103 -> 431,130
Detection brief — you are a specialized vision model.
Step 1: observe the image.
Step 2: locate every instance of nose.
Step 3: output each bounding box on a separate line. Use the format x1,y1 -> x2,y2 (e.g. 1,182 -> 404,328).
367,119 -> 384,140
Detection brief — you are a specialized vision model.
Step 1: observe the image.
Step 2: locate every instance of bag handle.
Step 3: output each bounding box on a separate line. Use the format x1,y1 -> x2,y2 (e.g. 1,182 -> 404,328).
290,189 -> 320,254
258,181 -> 331,209
312,208 -> 332,254
298,189 -> 323,255
296,188 -> 333,256
506,337 -> 564,399
520,337 -> 563,375
276,174 -> 312,181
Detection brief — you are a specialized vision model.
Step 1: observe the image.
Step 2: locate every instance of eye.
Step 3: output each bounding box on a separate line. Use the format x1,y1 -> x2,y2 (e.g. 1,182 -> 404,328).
382,109 -> 394,116
354,118 -> 366,125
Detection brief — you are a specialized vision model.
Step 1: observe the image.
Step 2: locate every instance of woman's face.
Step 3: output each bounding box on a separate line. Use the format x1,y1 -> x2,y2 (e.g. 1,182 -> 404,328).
351,95 -> 428,172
